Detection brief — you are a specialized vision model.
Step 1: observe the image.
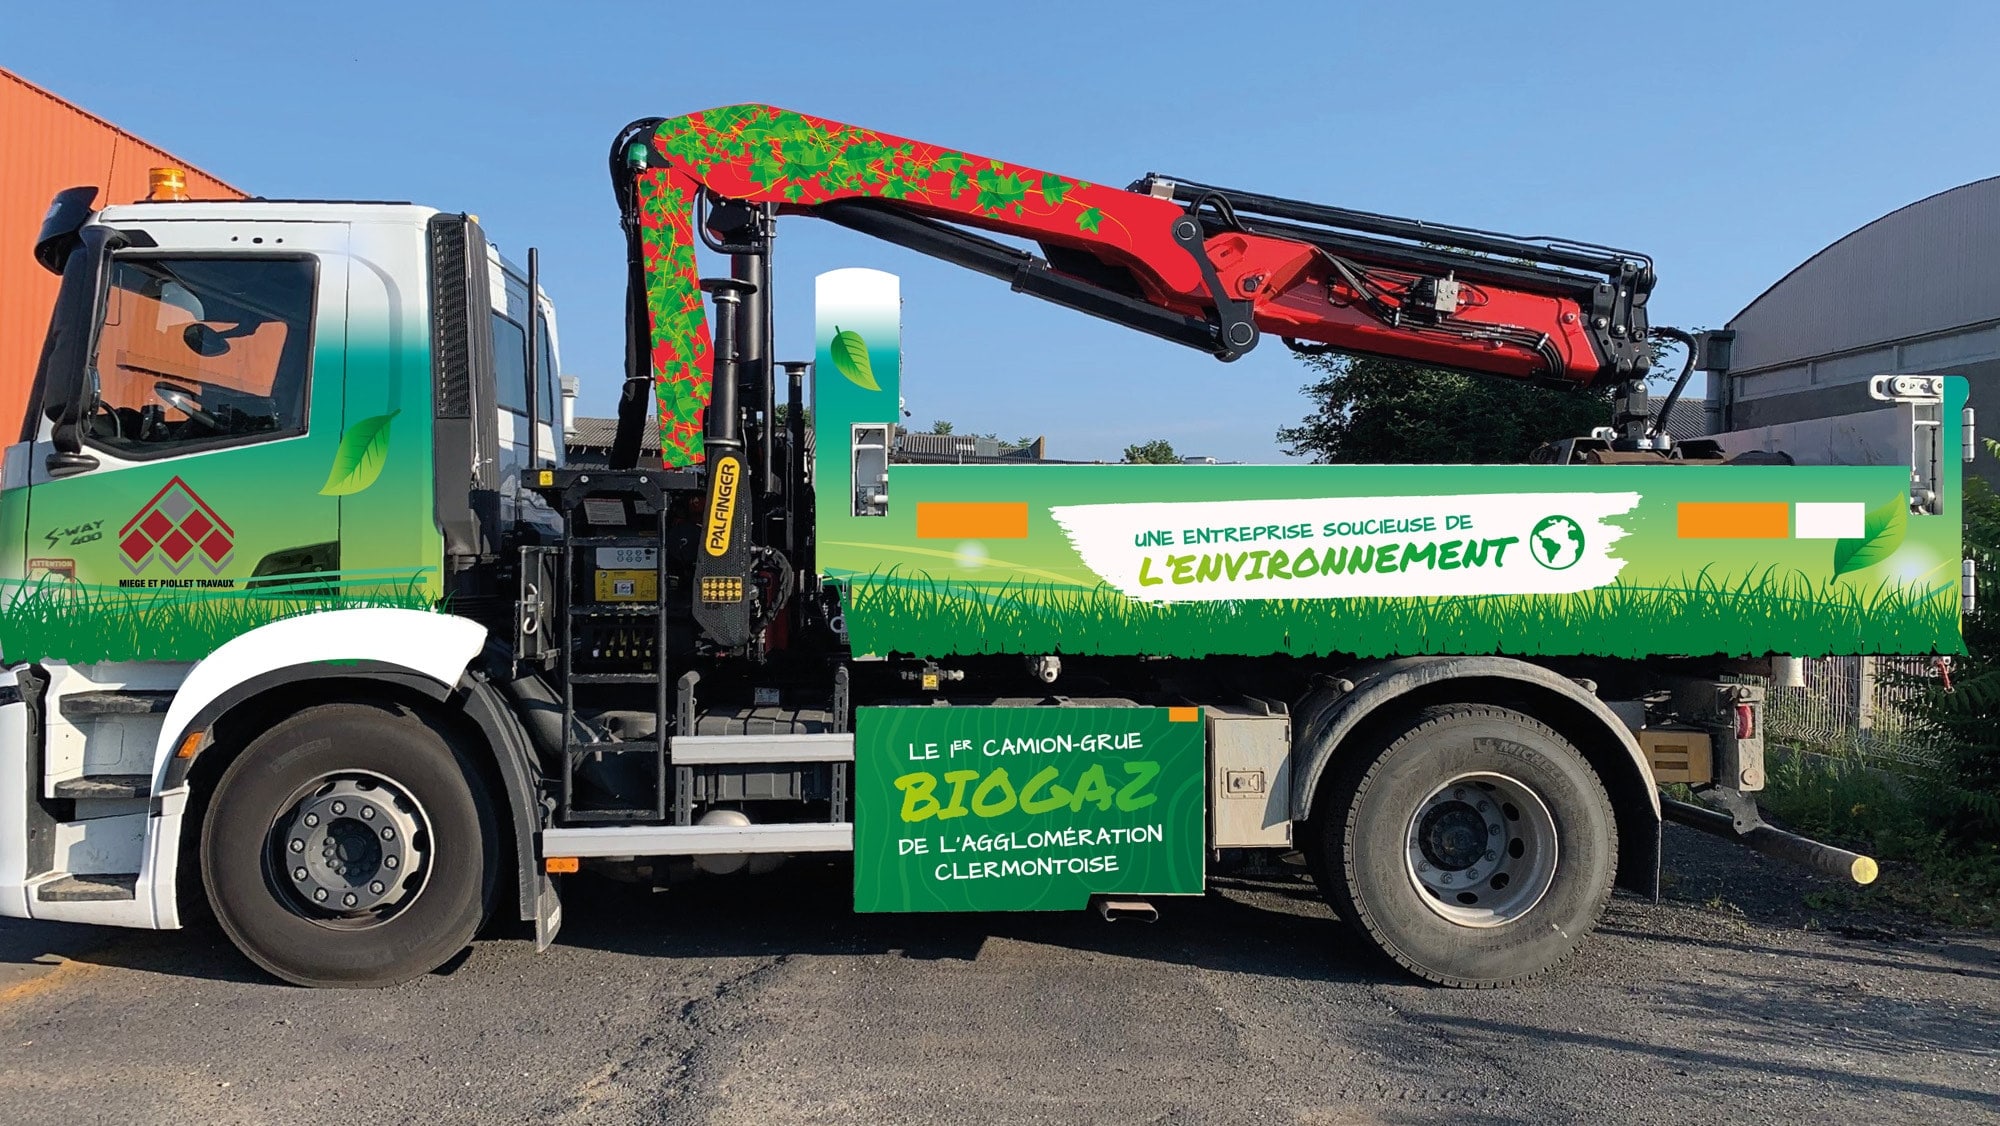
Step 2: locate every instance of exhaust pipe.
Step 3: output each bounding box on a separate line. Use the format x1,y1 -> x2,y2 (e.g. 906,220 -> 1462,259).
1093,897 -> 1158,923
1662,796 -> 1879,885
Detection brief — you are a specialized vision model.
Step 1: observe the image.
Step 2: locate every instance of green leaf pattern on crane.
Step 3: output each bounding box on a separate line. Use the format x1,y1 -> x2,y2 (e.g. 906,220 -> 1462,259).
632,105 -> 1111,465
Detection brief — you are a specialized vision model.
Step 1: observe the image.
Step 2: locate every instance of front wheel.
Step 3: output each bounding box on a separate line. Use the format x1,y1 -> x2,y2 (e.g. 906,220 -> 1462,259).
200,701 -> 498,987
1310,704 -> 1617,987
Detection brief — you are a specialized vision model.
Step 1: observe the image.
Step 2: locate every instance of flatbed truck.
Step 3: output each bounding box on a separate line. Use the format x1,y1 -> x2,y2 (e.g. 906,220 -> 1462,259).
0,106 -> 1966,987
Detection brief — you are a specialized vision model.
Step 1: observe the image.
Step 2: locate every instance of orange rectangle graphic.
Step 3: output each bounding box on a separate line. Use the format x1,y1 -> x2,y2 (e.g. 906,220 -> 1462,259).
915,501 -> 1030,539
1167,707 -> 1201,724
1676,502 -> 1789,539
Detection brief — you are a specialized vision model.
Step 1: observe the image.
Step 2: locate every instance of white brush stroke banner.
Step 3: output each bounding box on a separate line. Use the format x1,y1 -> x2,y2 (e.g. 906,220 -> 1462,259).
1049,492 -> 1641,603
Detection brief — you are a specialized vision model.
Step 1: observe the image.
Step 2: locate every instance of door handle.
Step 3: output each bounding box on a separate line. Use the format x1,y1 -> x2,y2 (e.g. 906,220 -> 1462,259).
45,450 -> 99,479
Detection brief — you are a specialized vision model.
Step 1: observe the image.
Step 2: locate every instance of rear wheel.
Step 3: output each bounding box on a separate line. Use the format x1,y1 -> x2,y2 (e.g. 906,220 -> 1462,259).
200,701 -> 497,987
1310,704 -> 1616,987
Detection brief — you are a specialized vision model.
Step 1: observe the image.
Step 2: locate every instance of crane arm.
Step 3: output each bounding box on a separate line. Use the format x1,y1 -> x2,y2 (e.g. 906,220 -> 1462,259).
613,104 -> 1658,466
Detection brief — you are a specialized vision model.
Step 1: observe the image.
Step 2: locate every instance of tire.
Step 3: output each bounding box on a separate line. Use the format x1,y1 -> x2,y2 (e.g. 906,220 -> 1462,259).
200,701 -> 498,987
1310,704 -> 1616,987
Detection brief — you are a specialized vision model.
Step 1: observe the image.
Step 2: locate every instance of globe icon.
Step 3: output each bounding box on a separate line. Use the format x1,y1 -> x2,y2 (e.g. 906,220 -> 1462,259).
1530,515 -> 1585,570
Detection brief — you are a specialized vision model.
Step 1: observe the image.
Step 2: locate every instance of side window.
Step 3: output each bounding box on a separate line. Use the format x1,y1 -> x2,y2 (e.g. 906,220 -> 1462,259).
491,312 -> 527,413
86,255 -> 316,458
492,308 -> 560,465
534,312 -> 557,423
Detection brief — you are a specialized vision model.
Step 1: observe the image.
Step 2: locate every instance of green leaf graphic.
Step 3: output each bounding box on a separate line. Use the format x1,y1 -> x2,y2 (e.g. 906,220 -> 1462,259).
318,411 -> 400,496
830,327 -> 880,391
1076,206 -> 1103,233
1832,497 -> 1907,577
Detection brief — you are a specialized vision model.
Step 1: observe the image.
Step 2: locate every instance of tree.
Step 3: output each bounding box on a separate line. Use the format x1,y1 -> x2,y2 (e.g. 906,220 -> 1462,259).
1123,438 -> 1179,464
927,420 -> 954,435
1911,443 -> 2000,834
1276,354 -> 1613,464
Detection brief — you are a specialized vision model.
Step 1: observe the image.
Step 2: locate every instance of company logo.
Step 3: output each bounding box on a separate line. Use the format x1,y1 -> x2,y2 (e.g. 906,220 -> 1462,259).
1530,515 -> 1584,571
119,477 -> 234,574
704,456 -> 740,557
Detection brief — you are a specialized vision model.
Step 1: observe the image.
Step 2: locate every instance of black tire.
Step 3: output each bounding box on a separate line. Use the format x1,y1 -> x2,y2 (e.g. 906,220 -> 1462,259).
200,701 -> 498,987
1310,704 -> 1616,987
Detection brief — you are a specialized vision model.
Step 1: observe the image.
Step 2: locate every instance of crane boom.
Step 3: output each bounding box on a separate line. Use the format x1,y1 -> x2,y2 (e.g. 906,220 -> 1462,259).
613,104 -> 1659,466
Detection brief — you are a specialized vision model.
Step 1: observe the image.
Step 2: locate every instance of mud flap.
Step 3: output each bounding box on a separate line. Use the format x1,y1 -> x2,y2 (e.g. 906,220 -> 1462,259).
533,870 -> 562,952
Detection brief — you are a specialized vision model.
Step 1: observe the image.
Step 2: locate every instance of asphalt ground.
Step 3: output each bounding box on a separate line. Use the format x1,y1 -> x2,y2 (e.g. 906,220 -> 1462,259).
1,824 -> 1995,1125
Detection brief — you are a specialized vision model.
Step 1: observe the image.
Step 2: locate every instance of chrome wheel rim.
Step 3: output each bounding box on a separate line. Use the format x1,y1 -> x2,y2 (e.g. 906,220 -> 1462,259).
1404,771 -> 1558,927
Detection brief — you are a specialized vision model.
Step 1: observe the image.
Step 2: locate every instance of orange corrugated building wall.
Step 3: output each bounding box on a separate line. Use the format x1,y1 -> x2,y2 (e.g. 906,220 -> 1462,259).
0,67 -> 246,442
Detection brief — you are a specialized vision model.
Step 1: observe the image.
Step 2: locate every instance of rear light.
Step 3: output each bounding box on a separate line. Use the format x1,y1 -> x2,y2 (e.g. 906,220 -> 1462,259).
1735,703 -> 1757,741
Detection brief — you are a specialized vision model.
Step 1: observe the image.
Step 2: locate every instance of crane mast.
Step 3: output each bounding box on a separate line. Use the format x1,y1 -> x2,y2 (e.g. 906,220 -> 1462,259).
609,104 -> 1663,469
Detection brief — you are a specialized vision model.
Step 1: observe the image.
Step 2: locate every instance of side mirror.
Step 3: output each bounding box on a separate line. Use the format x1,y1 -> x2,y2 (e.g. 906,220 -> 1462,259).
45,450 -> 98,479
183,322 -> 232,357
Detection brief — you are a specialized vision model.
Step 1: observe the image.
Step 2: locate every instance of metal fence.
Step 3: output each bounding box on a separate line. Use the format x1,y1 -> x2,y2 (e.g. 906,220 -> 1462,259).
1765,656 -> 1949,769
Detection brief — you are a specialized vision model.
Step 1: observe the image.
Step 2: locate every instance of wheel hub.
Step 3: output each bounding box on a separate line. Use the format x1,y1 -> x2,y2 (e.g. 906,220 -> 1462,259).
275,775 -> 428,917
1405,772 -> 1559,928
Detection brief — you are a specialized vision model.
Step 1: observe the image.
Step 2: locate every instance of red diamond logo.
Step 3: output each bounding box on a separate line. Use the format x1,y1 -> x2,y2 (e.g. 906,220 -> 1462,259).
119,477 -> 236,575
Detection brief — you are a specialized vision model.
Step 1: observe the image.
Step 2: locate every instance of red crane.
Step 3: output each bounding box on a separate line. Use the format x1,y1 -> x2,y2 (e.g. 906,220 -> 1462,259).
610,105 -> 1666,466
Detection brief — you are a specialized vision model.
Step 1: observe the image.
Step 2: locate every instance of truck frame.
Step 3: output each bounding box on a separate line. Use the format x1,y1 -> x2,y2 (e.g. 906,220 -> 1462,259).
0,105 -> 1966,987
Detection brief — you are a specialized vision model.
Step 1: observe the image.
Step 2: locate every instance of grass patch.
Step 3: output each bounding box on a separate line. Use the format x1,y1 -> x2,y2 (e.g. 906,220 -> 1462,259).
0,572 -> 437,664
838,567 -> 1961,659
1761,744 -> 2000,929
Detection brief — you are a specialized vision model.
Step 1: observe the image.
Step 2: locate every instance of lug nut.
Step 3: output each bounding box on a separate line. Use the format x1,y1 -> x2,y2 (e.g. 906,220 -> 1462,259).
384,855 -> 399,869
331,801 -> 346,815
290,839 -> 304,853
381,827 -> 395,841
361,806 -> 375,820
304,814 -> 319,827
370,882 -> 385,894
293,867 -> 308,881
343,893 -> 358,907
313,888 -> 328,902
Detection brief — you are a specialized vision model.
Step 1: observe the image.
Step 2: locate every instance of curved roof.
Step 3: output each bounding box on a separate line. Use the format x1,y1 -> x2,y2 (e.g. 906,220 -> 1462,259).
1725,175 -> 2000,373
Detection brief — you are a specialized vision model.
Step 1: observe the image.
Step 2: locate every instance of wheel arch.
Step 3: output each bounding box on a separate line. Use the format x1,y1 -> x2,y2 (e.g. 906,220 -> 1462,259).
155,609 -> 545,926
1293,656 -> 1661,897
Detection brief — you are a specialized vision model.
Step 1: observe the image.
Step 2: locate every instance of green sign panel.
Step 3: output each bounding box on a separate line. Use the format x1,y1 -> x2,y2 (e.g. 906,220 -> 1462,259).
853,706 -> 1206,912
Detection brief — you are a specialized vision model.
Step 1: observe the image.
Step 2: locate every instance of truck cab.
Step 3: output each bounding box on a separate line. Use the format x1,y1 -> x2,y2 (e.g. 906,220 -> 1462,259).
0,192 -> 558,927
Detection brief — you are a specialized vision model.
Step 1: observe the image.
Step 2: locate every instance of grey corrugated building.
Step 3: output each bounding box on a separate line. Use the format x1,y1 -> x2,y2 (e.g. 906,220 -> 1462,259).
1705,176 -> 1997,477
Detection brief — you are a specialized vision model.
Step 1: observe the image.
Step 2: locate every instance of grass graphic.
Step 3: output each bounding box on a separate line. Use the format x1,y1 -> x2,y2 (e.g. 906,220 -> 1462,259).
0,572 -> 437,664
838,566 -> 1962,659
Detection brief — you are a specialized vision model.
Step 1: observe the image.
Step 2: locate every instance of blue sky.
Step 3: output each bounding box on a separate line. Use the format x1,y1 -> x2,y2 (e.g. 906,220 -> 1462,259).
7,1 -> 1997,462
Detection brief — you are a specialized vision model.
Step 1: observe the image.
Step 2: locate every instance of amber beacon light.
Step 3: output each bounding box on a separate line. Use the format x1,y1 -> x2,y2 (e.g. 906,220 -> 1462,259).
147,166 -> 188,201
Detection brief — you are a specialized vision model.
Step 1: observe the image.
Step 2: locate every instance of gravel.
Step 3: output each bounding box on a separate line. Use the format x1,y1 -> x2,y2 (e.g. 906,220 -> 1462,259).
1,823 -> 1994,1125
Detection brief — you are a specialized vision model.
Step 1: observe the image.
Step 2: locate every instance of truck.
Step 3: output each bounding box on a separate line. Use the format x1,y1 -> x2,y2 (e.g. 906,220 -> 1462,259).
0,104 -> 1968,988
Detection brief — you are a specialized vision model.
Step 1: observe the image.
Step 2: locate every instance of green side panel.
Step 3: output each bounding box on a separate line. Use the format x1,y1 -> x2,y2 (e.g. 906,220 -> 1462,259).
809,289 -> 1965,661
0,228 -> 442,665
853,706 -> 1206,913
812,268 -> 901,530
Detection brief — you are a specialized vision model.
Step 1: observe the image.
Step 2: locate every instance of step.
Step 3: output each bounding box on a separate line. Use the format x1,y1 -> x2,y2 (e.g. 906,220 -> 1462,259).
58,690 -> 173,719
52,774 -> 151,800
559,808 -> 666,825
569,672 -> 659,685
36,873 -> 139,902
566,536 -> 660,547
564,740 -> 662,757
542,822 -> 853,857
571,605 -> 660,617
